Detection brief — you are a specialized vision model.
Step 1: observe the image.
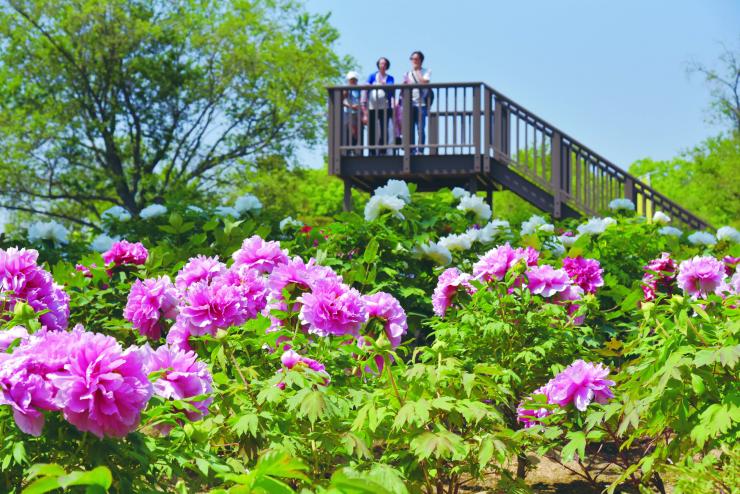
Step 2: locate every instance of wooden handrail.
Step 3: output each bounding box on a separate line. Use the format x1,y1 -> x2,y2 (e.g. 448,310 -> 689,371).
327,82 -> 712,230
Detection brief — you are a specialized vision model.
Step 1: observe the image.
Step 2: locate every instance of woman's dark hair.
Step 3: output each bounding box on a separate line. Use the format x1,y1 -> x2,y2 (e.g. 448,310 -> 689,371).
410,50 -> 425,63
376,57 -> 390,70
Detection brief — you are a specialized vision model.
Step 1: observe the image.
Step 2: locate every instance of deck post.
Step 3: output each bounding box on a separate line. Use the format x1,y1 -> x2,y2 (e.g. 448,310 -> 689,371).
551,131 -> 562,219
331,89 -> 342,175
486,184 -> 493,211
402,87 -> 412,174
483,87 -> 491,173
624,176 -> 635,203
343,180 -> 352,212
473,85 -> 481,172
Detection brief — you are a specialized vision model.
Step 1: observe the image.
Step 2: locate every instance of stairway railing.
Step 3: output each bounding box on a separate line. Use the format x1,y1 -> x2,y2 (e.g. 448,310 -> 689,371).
327,83 -> 712,230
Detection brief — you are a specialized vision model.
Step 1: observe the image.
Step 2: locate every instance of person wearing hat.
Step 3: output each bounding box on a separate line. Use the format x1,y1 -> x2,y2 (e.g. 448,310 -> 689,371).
362,57 -> 395,156
342,71 -> 362,154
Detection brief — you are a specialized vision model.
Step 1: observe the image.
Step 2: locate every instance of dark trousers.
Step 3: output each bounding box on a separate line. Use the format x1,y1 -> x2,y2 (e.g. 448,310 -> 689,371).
368,108 -> 391,155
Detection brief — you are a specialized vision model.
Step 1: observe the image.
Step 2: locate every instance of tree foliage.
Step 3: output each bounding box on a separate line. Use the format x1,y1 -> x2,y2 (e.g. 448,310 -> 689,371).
0,0 -> 345,227
630,135 -> 740,228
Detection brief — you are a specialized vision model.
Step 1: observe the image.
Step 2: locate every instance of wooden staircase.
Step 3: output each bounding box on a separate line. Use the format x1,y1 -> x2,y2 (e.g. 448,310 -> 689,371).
327,82 -> 711,230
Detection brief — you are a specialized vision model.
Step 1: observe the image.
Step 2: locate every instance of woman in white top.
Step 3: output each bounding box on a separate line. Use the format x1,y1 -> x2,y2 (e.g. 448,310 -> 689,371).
403,51 -> 431,155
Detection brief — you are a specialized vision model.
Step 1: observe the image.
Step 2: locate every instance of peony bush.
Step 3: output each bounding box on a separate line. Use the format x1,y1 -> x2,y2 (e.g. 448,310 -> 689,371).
0,180 -> 738,493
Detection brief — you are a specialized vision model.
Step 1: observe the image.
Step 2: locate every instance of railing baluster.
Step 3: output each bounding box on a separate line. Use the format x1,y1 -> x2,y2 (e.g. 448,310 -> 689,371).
402,87 -> 411,172
551,131 -> 562,218
473,85 -> 481,172
484,87 -> 491,172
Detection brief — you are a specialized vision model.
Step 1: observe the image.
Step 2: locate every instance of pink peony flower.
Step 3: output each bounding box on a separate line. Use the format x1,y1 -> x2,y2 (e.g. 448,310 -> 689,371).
231,235 -> 289,275
124,276 -> 179,339
298,279 -> 368,337
562,257 -> 604,294
75,264 -> 92,278
102,240 -> 148,267
730,269 -> 740,295
642,253 -> 677,301
175,255 -> 226,292
473,243 -> 538,283
141,345 -> 213,434
1,328 -> 152,437
723,256 -> 740,277
166,321 -> 193,353
47,327 -> 153,438
0,361 -> 58,436
546,360 -> 615,411
0,326 -> 29,352
432,268 -> 474,317
516,385 -> 553,428
676,256 -> 727,298
0,247 -> 70,331
362,292 -> 408,347
217,268 -> 268,320
525,265 -> 571,298
267,257 -> 340,301
177,281 -> 245,336
278,349 -> 330,388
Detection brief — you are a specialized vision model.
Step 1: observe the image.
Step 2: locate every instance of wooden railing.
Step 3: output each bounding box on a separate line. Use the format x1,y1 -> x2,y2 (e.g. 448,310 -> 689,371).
327,82 -> 711,230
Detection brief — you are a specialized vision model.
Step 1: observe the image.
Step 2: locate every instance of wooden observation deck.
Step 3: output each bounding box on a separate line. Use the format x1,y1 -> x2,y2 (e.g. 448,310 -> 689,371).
327,82 -> 710,230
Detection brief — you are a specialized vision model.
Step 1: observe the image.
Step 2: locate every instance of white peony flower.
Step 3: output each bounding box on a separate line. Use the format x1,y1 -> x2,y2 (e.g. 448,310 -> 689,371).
215,206 -> 239,217
608,198 -> 636,211
538,223 -> 555,234
438,230 -> 478,251
101,205 -> 131,222
687,231 -> 717,246
457,194 -> 491,221
417,241 -> 452,266
451,187 -> 471,199
90,234 -> 120,252
234,193 -> 262,215
140,204 -> 168,219
27,220 -> 69,246
279,216 -> 303,232
717,226 -> 740,244
364,195 -> 405,221
477,219 -> 511,243
374,179 -> 411,203
658,226 -> 683,238
577,217 -> 617,236
652,211 -> 671,224
558,233 -> 579,247
520,214 -> 547,236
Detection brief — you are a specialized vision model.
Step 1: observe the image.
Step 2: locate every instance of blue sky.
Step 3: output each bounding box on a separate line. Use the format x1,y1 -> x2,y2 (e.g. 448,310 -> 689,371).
302,0 -> 739,170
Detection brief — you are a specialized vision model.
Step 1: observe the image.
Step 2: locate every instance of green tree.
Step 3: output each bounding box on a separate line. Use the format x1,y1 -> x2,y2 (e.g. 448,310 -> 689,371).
630,135 -> 740,228
0,0 -> 345,228
688,41 -> 740,132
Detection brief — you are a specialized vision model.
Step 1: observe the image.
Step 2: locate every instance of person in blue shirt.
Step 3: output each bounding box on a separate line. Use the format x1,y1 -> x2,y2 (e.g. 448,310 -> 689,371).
342,71 -> 362,154
363,57 -> 394,156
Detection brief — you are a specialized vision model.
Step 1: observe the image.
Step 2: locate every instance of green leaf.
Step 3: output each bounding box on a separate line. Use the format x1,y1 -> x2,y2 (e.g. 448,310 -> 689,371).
363,237 -> 379,263
253,450 -> 309,482
299,390 -> 327,425
232,413 -> 259,437
58,466 -> 113,489
13,442 -> 26,465
21,476 -> 61,494
561,431 -> 586,462
478,437 -> 494,469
